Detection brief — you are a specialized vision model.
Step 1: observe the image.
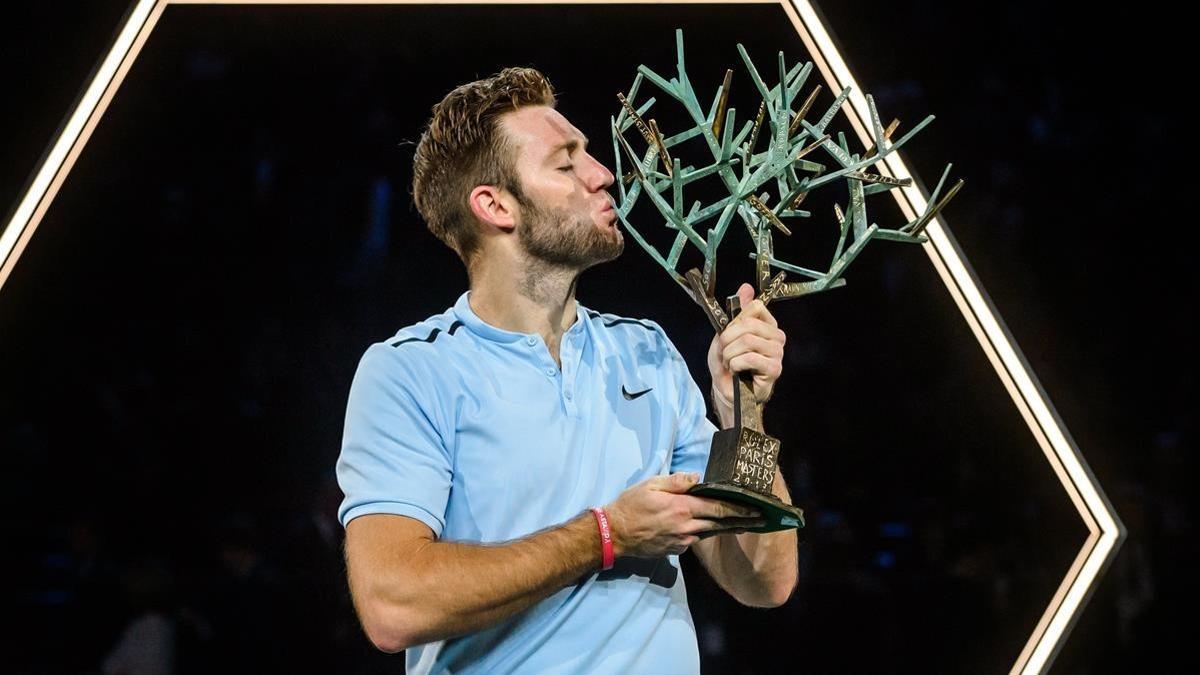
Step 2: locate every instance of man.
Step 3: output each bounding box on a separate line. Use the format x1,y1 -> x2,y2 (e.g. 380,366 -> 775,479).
336,66 -> 799,673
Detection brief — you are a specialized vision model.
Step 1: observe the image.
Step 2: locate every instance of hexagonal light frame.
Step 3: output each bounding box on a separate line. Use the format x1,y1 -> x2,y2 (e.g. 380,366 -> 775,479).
0,1 -> 1125,672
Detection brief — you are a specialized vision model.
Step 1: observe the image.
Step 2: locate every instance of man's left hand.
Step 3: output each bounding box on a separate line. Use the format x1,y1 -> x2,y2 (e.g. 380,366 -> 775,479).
706,282 -> 786,409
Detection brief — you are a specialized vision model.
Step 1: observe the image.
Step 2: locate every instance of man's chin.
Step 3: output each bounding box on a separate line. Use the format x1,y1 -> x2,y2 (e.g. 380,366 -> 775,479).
598,232 -> 625,262
579,239 -> 624,270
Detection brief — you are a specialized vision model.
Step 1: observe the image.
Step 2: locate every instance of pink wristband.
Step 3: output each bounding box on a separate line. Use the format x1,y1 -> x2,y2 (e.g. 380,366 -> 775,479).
591,507 -> 615,570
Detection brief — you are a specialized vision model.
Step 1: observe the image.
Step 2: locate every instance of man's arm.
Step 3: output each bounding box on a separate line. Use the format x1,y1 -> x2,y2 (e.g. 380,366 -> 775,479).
689,382 -> 800,608
345,469 -> 728,653
345,510 -> 600,653
340,346 -> 607,652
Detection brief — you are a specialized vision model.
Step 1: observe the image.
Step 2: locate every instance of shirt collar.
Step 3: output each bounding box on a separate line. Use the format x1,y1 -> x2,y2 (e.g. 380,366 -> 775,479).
453,290 -> 589,345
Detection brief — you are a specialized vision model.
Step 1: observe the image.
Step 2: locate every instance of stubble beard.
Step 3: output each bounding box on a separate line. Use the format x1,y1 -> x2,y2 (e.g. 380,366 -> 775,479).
517,193 -> 624,271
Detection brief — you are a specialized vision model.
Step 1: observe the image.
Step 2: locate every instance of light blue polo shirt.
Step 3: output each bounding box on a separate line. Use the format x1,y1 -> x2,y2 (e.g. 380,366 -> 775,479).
336,289 -> 720,674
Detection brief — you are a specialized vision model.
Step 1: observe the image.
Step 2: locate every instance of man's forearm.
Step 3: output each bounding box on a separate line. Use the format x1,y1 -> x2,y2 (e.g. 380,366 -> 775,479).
381,510 -> 601,649
709,383 -> 800,607
713,466 -> 799,606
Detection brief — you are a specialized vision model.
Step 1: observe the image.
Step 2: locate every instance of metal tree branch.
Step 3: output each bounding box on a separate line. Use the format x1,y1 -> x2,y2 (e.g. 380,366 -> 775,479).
610,28 -> 964,334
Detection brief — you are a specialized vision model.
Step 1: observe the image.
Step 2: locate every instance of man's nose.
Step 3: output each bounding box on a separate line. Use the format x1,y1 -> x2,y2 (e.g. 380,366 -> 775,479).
585,153 -> 615,192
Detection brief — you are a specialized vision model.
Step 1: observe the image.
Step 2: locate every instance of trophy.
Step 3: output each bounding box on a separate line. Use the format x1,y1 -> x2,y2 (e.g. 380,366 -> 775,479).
610,29 -> 963,535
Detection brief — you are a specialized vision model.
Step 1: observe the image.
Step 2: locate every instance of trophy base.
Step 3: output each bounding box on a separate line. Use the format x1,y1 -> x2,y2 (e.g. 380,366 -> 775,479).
687,482 -> 806,537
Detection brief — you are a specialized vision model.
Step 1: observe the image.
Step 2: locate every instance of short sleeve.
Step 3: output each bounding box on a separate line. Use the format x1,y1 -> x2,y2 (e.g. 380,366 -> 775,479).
335,342 -> 452,537
650,322 -> 719,478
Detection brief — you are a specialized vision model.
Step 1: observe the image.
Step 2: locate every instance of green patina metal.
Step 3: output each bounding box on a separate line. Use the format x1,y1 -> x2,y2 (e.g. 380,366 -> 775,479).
610,28 -> 964,332
609,29 -> 964,535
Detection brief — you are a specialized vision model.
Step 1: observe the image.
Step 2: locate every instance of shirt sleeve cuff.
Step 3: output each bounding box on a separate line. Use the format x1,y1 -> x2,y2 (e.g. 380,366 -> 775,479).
341,501 -> 445,538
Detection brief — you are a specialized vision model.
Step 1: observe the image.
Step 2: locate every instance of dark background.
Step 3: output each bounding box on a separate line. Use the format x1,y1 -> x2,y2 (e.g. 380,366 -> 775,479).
0,2 -> 1190,673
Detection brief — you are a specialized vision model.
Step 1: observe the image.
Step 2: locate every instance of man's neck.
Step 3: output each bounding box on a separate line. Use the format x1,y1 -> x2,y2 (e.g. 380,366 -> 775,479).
468,257 -> 582,365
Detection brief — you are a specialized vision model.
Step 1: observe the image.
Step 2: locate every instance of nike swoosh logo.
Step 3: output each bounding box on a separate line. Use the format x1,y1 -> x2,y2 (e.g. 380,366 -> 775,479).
622,384 -> 653,400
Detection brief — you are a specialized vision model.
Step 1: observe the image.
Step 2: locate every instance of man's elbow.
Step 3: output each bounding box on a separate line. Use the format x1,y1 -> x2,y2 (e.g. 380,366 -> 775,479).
360,597 -> 421,654
766,575 -> 799,607
345,515 -> 439,653
368,628 -> 406,655
743,571 -> 798,609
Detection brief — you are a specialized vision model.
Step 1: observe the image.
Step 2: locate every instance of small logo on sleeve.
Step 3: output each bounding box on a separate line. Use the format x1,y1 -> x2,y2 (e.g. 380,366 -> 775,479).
622,384 -> 653,400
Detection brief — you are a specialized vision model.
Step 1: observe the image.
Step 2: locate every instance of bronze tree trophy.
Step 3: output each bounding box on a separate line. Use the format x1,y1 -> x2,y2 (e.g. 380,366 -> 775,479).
610,29 -> 963,535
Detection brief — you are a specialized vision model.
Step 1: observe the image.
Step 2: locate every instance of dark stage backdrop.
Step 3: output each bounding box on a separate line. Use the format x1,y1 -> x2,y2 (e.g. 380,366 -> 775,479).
0,2 -> 1191,674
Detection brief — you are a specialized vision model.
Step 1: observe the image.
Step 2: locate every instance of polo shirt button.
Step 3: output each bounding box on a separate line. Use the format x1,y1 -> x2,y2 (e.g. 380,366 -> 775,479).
565,391 -> 573,400
545,367 -> 556,376
526,336 -> 537,346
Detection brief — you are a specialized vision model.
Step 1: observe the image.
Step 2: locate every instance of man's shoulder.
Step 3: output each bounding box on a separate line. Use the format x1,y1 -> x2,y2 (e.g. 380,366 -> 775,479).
580,303 -> 685,369
581,304 -> 664,343
355,304 -> 466,379
385,305 -> 466,351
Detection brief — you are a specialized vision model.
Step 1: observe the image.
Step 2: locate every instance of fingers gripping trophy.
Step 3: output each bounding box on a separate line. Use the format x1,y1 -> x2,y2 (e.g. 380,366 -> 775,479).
610,29 -> 963,536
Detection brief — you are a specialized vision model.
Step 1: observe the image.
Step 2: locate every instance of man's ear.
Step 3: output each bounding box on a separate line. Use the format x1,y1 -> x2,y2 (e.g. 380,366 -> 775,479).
469,184 -> 517,233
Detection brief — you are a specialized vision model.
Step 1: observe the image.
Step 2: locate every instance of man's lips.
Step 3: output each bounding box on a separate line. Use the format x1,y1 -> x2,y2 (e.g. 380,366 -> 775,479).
597,202 -> 617,227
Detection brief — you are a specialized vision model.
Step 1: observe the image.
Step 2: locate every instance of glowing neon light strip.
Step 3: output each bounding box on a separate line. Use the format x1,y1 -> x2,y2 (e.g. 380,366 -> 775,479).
779,1 -> 1125,672
1,0 -> 164,284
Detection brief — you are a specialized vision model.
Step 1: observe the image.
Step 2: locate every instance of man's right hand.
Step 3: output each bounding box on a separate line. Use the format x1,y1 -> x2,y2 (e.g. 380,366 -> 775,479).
604,472 -> 765,558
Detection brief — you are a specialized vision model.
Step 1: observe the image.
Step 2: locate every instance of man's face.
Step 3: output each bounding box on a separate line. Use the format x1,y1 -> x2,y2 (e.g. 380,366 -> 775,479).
500,105 -> 623,270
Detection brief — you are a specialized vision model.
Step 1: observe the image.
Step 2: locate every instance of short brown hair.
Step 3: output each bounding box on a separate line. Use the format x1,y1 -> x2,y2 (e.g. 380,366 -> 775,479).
410,67 -> 557,269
